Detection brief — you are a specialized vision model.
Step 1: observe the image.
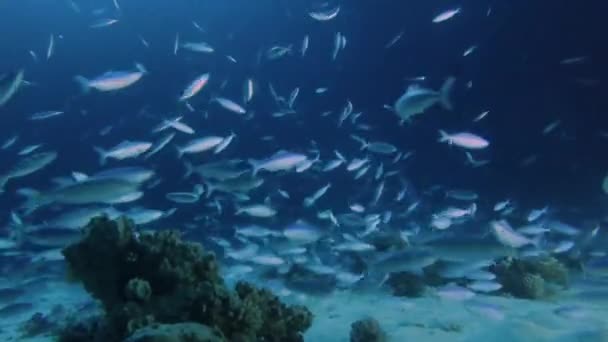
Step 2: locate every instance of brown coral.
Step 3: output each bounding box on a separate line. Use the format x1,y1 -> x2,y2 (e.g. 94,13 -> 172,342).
490,256 -> 569,299
350,317 -> 387,342
61,216 -> 313,341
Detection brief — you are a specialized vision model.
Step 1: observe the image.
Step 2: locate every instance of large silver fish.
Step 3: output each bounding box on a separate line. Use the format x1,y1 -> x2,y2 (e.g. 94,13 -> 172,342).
393,77 -> 455,122
0,151 -> 57,191
21,178 -> 142,210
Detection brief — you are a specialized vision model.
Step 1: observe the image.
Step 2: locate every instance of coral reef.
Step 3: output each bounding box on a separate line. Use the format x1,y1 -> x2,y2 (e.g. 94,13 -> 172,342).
386,272 -> 427,297
124,322 -> 224,342
490,256 -> 569,299
350,317 -> 387,342
60,216 -> 313,341
385,262 -> 450,298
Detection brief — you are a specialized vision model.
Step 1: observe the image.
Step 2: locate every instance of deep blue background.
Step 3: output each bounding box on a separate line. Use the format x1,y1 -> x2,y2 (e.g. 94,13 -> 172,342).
0,0 -> 607,225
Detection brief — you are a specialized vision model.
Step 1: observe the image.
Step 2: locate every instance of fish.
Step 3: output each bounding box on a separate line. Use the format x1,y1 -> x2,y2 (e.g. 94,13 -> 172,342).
90,18 -> 119,28
283,221 -> 323,244
552,240 -> 575,254
123,207 -> 175,225
176,136 -> 224,157
20,227 -> 81,247
516,224 -> 550,236
1,135 -> 18,149
542,119 -> 562,135
214,97 -> 246,114
153,117 -> 194,135
333,240 -> 376,252
236,225 -> 280,238
394,77 -> 455,122
179,73 -> 210,101
385,31 -> 404,49
251,254 -> 285,266
436,284 -> 475,301
303,183 -> 331,207
236,204 -> 277,218
463,45 -> 477,57
28,206 -> 119,230
527,206 -> 548,222
18,144 -> 42,155
46,34 -> 55,59
248,151 -> 308,175
181,41 -> 214,53
184,159 -> 248,181
144,133 -> 176,159
467,281 -> 502,293
545,221 -> 581,236
74,64 -> 146,92
29,110 -> 64,120
309,5 -> 340,21
165,185 -> 204,204
214,132 -> 236,154
367,250 -> 437,284
94,141 -> 152,164
473,110 -> 490,122
21,178 -> 142,210
173,33 -> 179,55
490,220 -> 541,249
265,45 -> 292,60
0,69 -> 24,106
300,35 -> 309,56
346,158 -> 368,171
445,189 -> 478,201
432,8 -> 461,23
0,151 -> 57,191
493,199 -> 511,212
243,78 -> 254,103
89,167 -> 155,184
205,175 -> 264,196
438,131 -> 489,149
560,56 -> 589,65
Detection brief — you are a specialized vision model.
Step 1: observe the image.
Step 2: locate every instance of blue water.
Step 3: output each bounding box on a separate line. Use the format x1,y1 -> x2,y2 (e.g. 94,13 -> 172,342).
0,0 -> 607,340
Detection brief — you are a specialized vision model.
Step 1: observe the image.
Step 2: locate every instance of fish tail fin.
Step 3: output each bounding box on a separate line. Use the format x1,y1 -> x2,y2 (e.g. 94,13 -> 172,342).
531,234 -> 544,249
438,130 -> 450,143
183,160 -> 194,178
0,176 -> 9,193
135,63 -> 147,74
193,184 -> 205,196
248,159 -> 260,176
303,197 -> 314,208
439,77 -> 456,110
175,146 -> 184,159
203,182 -> 215,198
93,146 -> 107,165
468,203 -> 477,217
8,222 -> 26,248
74,76 -> 91,94
17,188 -> 44,214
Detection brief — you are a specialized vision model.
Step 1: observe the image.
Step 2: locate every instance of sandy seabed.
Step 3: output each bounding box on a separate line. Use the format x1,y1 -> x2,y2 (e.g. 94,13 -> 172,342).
2,276 -> 608,342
